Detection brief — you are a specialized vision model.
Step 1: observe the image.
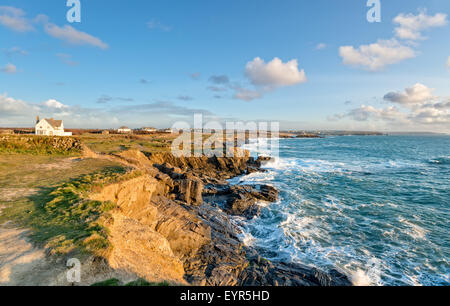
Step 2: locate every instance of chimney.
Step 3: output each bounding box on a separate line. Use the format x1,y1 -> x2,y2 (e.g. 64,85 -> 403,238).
36,115 -> 40,124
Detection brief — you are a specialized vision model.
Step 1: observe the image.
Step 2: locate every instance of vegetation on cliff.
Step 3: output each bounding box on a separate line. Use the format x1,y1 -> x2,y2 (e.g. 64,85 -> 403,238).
0,135 -> 83,155
0,163 -> 142,256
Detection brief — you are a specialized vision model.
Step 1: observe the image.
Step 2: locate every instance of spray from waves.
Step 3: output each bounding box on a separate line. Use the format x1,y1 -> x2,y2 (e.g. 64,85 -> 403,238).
236,136 -> 450,286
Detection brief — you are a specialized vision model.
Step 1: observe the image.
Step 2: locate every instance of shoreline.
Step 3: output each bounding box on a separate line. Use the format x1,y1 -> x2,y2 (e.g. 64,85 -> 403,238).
0,138 -> 352,286
137,151 -> 352,286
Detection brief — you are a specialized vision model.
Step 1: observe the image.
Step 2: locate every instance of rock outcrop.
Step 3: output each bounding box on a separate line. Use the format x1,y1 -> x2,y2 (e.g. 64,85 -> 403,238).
88,149 -> 352,286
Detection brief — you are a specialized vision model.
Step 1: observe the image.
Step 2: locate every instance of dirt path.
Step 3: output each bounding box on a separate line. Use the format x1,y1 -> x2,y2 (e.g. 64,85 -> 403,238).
0,226 -> 61,285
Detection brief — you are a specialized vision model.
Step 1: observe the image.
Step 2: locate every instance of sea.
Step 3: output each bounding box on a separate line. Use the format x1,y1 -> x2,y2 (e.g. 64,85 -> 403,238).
231,135 -> 450,286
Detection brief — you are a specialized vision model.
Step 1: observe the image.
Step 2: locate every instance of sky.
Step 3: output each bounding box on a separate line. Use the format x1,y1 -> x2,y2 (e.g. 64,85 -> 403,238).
1,0 -> 449,133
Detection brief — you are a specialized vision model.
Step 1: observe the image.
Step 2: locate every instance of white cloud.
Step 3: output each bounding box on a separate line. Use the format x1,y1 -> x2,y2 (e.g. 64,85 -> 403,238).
340,10 -> 447,71
383,83 -> 436,105
316,43 -> 327,50
0,6 -> 33,32
331,84 -> 450,131
42,99 -> 69,109
245,57 -> 307,87
339,39 -> 416,71
0,63 -> 17,74
336,105 -> 405,122
44,23 -> 109,49
447,56 -> 450,68
0,93 -> 35,115
394,11 -> 447,40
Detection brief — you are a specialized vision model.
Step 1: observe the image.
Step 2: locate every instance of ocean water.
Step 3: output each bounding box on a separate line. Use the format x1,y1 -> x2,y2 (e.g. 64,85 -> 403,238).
234,136 -> 450,286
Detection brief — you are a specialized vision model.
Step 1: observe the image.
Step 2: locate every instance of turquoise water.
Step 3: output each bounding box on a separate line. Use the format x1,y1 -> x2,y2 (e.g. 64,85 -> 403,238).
235,136 -> 450,286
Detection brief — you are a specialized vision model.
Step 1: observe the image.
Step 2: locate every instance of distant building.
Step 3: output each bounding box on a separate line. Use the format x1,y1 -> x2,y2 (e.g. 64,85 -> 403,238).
117,126 -> 132,134
141,127 -> 157,133
160,128 -> 174,133
35,116 -> 72,136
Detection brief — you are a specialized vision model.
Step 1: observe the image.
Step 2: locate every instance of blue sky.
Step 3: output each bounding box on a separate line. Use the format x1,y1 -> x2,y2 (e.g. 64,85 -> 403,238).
1,0 -> 449,132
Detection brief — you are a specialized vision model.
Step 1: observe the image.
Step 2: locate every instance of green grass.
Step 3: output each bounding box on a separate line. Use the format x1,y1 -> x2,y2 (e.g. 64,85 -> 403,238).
0,154 -> 143,257
0,165 -> 143,256
0,155 -> 121,189
91,278 -> 172,287
0,135 -> 82,155
80,134 -> 176,155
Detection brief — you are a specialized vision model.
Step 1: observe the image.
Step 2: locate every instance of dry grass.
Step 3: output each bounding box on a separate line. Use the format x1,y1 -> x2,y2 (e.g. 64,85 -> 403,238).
0,154 -> 137,256
80,134 -> 177,155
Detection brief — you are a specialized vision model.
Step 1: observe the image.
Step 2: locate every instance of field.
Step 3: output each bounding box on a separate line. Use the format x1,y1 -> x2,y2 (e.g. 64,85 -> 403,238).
80,133 -> 177,154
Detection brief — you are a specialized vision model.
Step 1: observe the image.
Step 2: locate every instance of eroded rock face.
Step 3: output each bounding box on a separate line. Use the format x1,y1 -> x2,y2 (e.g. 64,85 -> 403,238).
107,214 -> 186,284
89,150 -> 351,286
89,175 -> 211,283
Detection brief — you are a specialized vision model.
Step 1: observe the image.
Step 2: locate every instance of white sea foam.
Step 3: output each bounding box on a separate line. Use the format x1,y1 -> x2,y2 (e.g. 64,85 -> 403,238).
351,269 -> 373,286
234,137 -> 448,286
398,217 -> 428,240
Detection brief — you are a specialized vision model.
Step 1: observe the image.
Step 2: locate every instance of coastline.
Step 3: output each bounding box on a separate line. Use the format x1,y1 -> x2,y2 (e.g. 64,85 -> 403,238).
115,149 -> 352,286
0,137 -> 352,286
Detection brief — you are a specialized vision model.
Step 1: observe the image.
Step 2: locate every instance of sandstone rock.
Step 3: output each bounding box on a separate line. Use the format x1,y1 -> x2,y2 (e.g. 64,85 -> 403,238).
173,178 -> 203,206
86,150 -> 351,287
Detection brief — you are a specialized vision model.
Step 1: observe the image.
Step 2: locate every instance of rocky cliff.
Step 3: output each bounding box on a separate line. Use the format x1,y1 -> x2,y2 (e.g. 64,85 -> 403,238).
87,150 -> 352,286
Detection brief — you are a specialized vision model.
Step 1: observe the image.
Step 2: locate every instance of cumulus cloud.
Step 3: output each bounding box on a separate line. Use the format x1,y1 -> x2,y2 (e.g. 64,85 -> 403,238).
42,99 -> 69,109
383,83 -> 436,105
394,11 -> 448,40
0,63 -> 17,74
0,6 -> 33,32
331,84 -> 450,131
211,57 -> 307,102
339,39 -> 416,71
0,92 -> 219,128
447,56 -> 450,68
0,93 -> 36,115
44,23 -> 109,49
340,10 -> 447,71
245,57 -> 307,87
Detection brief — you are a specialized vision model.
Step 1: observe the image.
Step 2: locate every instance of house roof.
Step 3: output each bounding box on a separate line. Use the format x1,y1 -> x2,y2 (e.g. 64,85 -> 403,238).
44,118 -> 63,129
119,126 -> 130,129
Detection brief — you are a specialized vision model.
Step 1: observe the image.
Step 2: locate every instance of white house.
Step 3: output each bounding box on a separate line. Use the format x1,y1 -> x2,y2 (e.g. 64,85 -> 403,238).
35,116 -> 72,136
117,126 -> 132,134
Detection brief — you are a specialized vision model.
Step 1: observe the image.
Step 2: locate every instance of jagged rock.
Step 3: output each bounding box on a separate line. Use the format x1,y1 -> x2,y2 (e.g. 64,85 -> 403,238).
173,178 -> 203,206
224,185 -> 279,219
255,156 -> 274,167
87,149 -> 351,287
240,248 -> 352,286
